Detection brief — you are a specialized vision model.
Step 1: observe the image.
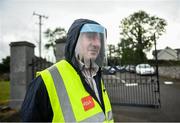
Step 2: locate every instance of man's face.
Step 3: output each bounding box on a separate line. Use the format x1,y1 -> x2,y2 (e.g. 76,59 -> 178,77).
80,33 -> 101,61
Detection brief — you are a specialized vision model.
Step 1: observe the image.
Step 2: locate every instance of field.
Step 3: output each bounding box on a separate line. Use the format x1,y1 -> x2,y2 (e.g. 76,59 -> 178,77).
0,81 -> 10,105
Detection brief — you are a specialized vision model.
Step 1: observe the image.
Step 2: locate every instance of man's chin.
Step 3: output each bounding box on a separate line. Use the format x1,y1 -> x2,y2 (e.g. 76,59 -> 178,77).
89,55 -> 98,60
86,57 -> 96,61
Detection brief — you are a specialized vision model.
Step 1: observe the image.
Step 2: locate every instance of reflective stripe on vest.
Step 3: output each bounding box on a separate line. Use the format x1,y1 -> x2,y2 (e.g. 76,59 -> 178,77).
48,66 -> 76,122
108,110 -> 113,121
80,112 -> 105,122
80,111 -> 113,122
39,60 -> 113,122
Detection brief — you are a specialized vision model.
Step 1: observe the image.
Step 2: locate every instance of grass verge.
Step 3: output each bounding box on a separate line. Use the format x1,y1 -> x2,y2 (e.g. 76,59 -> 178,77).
0,81 -> 10,105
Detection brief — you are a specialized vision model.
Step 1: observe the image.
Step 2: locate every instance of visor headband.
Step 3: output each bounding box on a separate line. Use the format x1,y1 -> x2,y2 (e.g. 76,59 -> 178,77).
80,24 -> 105,33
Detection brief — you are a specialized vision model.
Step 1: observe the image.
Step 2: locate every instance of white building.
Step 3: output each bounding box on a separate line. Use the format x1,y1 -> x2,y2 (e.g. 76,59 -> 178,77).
153,47 -> 180,60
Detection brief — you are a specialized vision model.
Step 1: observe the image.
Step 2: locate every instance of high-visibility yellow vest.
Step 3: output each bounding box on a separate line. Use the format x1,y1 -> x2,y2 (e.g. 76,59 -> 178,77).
37,60 -> 113,122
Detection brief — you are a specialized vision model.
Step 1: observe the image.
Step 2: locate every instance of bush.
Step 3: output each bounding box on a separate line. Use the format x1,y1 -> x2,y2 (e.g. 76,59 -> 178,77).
148,59 -> 180,66
0,73 -> 10,81
0,56 -> 10,74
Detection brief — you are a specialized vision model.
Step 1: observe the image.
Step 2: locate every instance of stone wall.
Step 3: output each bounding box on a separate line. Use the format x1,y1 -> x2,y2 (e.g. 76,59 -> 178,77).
159,66 -> 180,80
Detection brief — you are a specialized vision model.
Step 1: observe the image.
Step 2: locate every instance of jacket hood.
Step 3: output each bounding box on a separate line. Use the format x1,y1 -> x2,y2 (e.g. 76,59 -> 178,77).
64,19 -> 100,62
64,19 -> 104,106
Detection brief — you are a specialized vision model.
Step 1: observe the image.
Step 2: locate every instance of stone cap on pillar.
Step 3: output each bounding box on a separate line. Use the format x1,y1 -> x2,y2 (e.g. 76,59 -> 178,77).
10,41 -> 35,48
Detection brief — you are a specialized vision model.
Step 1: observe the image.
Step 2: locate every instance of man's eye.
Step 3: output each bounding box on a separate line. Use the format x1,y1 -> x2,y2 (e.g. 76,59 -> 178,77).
86,34 -> 94,39
86,33 -> 99,40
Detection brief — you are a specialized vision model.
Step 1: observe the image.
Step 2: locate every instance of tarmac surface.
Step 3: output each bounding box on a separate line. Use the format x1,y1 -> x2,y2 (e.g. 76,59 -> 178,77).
112,77 -> 180,122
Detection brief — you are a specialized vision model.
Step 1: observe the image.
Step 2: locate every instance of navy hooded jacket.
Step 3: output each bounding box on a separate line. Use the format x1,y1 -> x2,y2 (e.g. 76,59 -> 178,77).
20,19 -> 105,122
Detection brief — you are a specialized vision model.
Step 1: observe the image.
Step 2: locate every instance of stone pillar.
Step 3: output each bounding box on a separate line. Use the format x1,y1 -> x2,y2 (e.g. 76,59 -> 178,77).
9,41 -> 35,109
55,39 -> 66,62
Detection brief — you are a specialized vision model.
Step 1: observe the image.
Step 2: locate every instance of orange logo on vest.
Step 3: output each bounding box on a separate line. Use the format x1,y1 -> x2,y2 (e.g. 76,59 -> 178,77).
81,96 -> 95,111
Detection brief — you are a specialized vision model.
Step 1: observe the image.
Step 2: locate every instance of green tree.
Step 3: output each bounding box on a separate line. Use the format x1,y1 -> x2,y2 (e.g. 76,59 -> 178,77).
119,10 -> 167,63
0,56 -> 10,73
117,38 -> 139,65
44,27 -> 67,57
107,44 -> 115,59
107,44 -> 122,66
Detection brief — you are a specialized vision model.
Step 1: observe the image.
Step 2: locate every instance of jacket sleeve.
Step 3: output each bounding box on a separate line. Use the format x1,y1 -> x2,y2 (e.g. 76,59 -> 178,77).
20,76 -> 53,122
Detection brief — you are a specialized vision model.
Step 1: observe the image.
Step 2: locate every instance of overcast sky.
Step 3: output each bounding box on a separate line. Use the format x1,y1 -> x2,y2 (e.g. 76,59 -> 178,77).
0,0 -> 180,62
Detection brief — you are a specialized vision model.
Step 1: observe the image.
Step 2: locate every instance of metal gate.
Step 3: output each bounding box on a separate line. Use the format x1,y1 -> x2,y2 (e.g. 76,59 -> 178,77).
29,57 -> 160,107
102,65 -> 160,107
29,57 -> 53,79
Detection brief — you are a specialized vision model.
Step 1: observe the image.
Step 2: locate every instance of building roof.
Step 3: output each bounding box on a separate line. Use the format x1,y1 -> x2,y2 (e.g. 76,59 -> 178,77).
152,46 -> 179,57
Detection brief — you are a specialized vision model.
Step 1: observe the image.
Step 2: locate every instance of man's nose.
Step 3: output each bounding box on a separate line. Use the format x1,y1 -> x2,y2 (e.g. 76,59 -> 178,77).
91,38 -> 100,46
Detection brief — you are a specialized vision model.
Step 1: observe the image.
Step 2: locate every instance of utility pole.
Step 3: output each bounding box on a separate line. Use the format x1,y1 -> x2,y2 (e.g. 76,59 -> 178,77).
154,33 -> 161,108
33,12 -> 48,58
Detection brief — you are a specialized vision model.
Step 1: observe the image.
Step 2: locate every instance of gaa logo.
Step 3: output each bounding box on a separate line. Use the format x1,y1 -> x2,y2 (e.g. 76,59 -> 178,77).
81,95 -> 95,111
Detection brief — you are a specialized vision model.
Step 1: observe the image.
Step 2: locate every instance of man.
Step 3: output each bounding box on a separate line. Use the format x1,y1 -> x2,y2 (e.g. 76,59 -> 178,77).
21,19 -> 113,122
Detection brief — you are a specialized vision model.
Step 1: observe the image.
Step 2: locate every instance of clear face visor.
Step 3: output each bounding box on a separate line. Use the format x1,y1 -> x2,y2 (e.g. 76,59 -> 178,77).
75,24 -> 107,68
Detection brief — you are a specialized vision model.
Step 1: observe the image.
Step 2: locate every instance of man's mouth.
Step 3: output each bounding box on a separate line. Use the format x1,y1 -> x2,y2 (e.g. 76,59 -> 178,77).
89,49 -> 98,52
